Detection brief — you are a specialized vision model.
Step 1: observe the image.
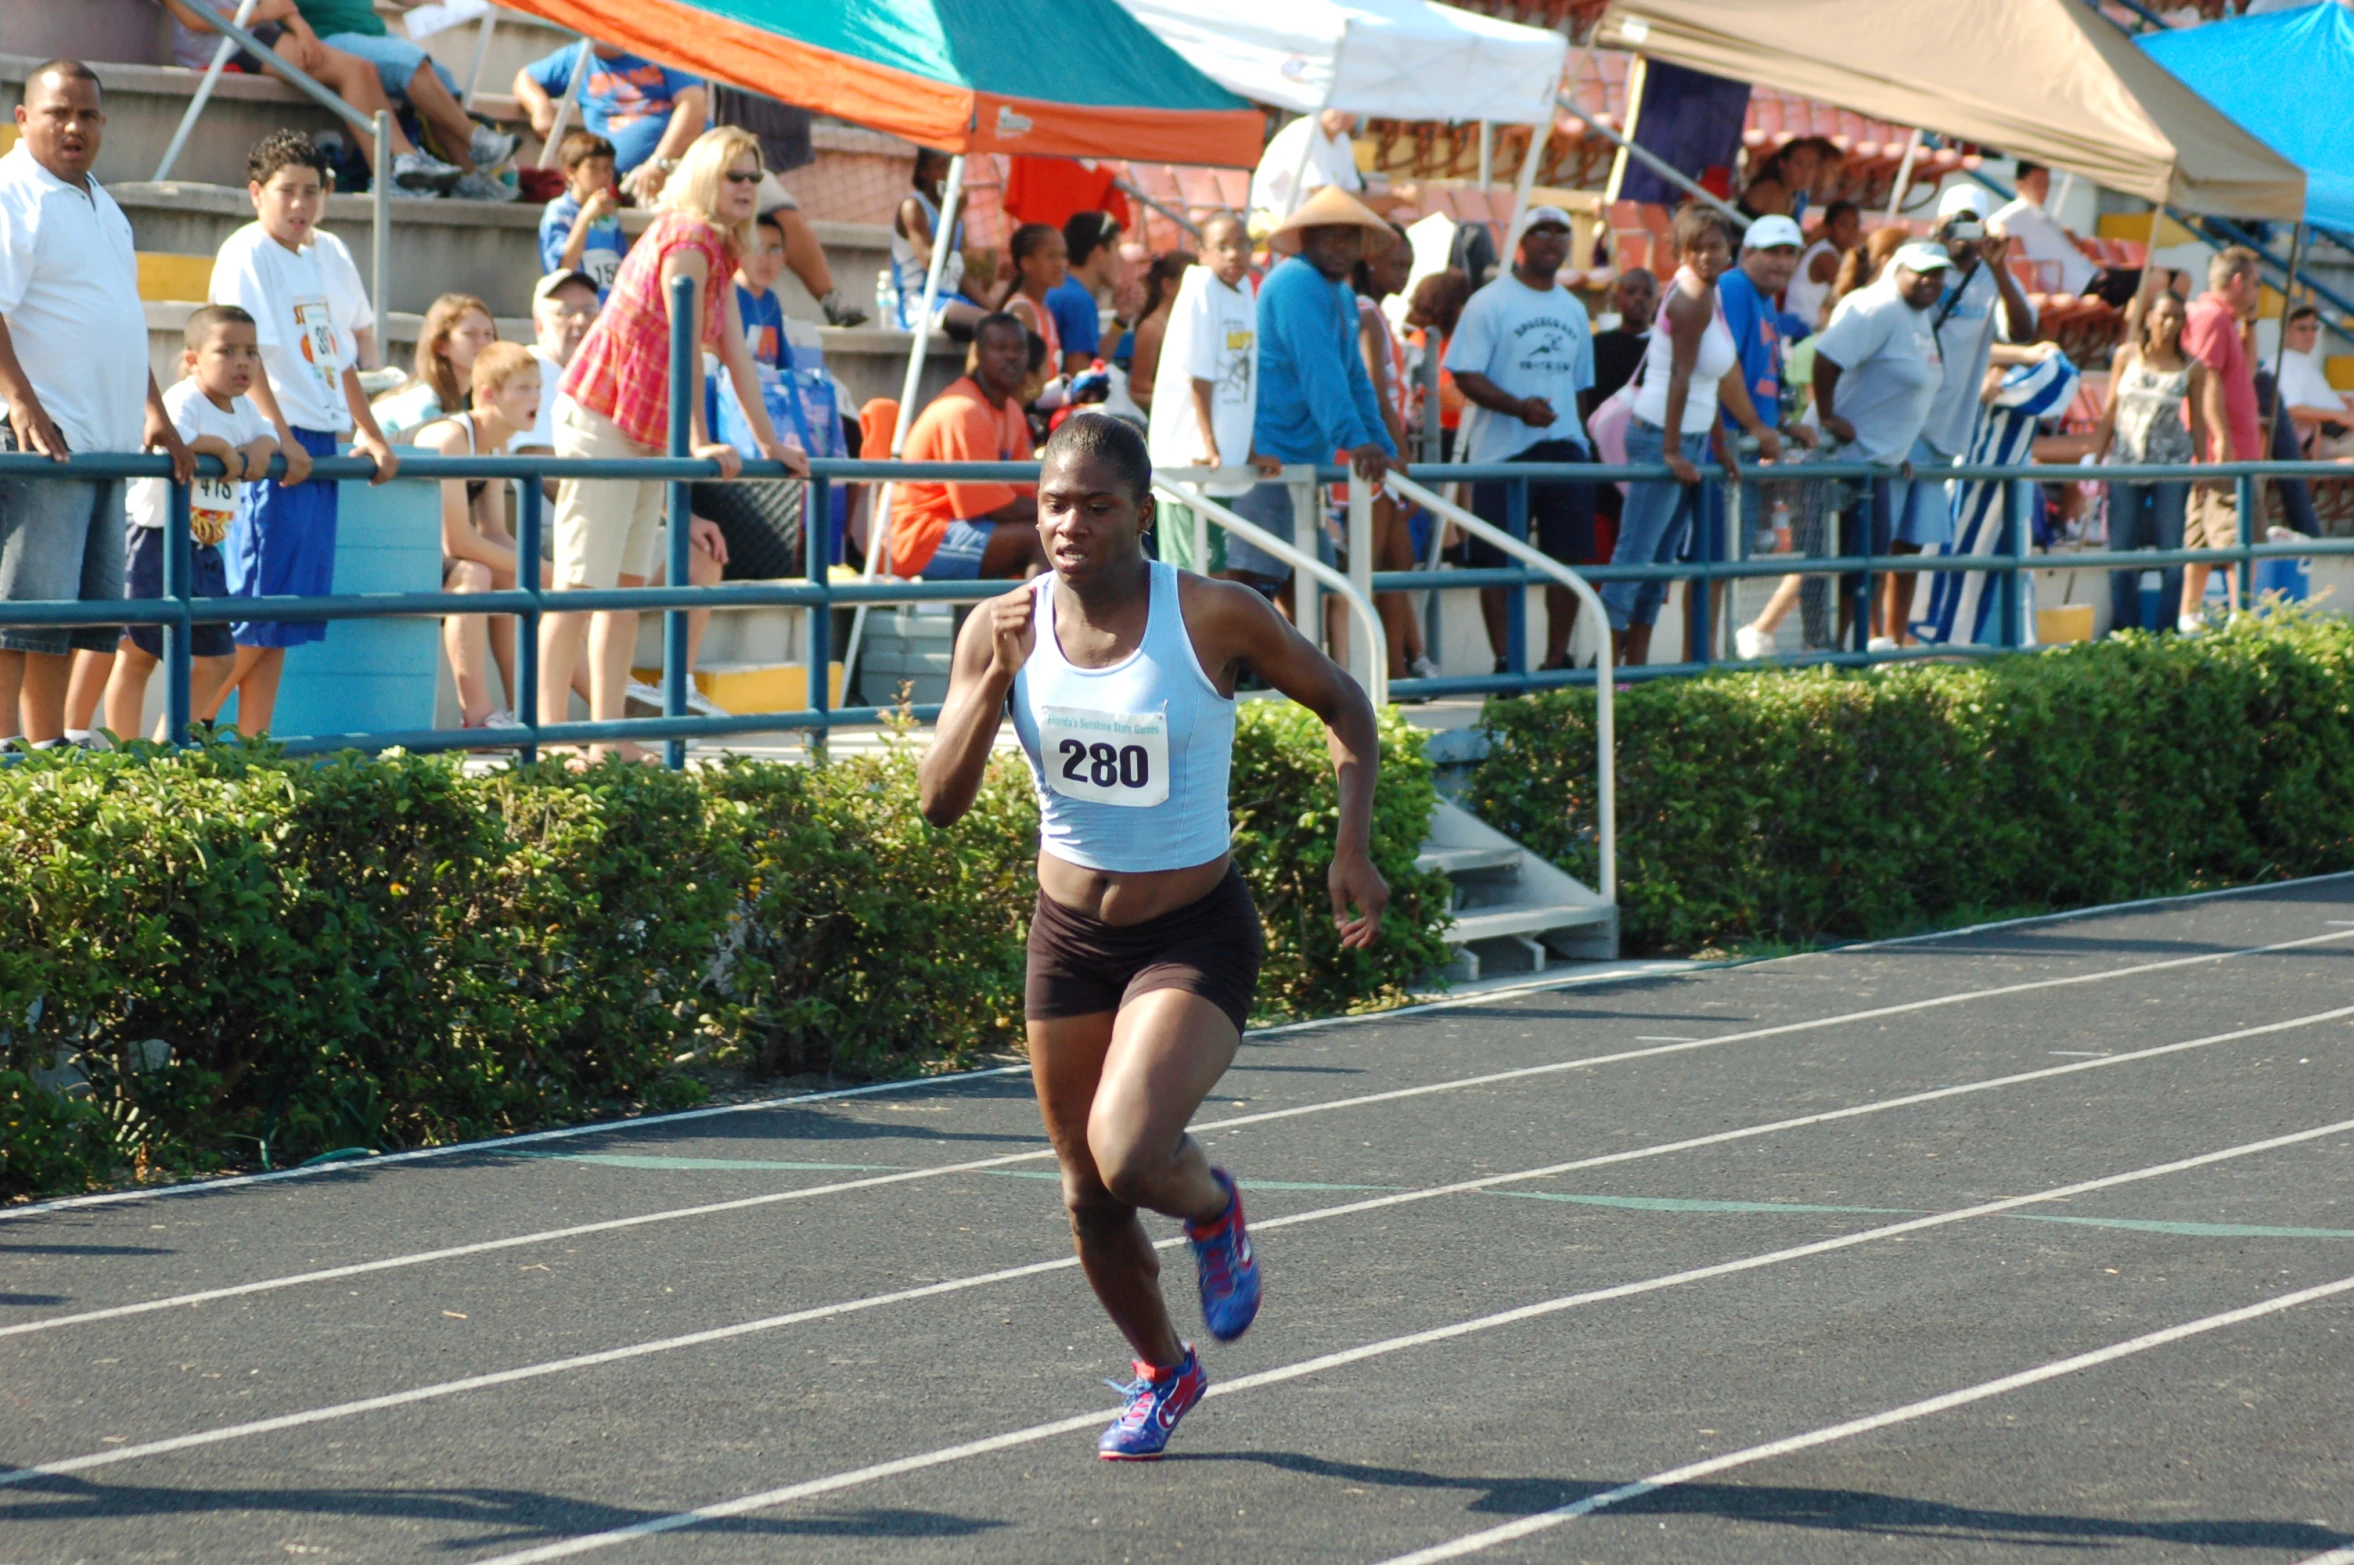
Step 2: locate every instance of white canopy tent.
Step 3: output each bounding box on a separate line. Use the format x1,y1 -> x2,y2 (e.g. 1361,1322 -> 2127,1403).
1115,0 -> 1569,243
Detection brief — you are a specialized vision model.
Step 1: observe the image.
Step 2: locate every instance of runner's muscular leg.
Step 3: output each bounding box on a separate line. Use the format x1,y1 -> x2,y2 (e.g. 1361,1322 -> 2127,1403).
1032,990 -> 1238,1366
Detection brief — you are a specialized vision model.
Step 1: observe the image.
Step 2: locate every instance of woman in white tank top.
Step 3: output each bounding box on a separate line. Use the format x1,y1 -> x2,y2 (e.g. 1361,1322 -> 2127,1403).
1605,204 -> 1776,667
920,413 -> 1387,1460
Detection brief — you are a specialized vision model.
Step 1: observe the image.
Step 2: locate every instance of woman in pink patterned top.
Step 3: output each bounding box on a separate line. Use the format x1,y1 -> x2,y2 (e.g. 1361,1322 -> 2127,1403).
539,125 -> 807,759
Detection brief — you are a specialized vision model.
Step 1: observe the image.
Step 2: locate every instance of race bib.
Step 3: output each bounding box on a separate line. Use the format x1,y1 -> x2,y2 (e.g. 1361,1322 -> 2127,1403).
1040,704 -> 1169,808
190,475 -> 239,545
291,295 -> 341,404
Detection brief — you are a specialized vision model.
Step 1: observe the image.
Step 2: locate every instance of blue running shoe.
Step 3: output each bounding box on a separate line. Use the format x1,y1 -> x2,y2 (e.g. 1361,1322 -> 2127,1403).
1187,1167 -> 1261,1342
1097,1345 -> 1208,1460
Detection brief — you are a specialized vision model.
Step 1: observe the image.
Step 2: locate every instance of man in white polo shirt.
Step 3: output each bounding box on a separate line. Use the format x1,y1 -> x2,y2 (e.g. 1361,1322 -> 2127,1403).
0,60 -> 191,746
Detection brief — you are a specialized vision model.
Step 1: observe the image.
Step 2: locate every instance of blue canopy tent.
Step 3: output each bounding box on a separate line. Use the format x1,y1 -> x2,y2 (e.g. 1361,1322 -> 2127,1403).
2140,4 -> 2354,234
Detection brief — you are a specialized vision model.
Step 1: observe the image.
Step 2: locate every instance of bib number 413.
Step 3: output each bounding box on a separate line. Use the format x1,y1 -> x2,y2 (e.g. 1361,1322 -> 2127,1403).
1039,705 -> 1169,808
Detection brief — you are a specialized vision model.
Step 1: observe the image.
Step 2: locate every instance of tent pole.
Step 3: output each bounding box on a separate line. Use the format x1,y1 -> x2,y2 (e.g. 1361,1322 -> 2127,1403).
1477,121 -> 1492,187
1282,102 -> 1326,219
1500,110 -> 1547,261
1883,129 -> 1922,219
2262,219 -> 2307,458
845,151 -> 966,698
1556,93 -> 1748,231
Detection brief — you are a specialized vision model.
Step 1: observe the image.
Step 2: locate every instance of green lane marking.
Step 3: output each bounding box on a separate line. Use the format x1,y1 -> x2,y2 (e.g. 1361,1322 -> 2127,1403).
506,1152 -> 905,1173
1485,1191 -> 1920,1216
1487,1190 -> 2354,1240
979,1171 -> 1398,1190
2009,1215 -> 2354,1240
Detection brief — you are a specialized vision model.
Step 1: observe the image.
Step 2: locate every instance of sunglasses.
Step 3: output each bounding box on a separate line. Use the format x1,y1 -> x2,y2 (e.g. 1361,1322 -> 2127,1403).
724,170 -> 761,186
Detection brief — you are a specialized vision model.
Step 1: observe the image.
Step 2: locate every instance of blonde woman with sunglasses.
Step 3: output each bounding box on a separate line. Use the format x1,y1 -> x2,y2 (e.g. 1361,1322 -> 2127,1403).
537,126 -> 808,759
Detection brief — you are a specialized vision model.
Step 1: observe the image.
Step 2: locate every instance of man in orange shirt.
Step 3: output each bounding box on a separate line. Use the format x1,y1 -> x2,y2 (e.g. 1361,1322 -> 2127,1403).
890,313 -> 1050,579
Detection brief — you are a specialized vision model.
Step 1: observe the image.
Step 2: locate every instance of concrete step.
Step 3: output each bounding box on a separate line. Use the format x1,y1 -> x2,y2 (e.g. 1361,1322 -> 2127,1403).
6,51 -> 350,191
113,179 -> 892,321
1414,798 -> 1617,980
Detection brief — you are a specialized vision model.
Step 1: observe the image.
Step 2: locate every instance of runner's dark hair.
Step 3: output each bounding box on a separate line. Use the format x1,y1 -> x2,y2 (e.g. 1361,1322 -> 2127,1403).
1041,412 -> 1152,505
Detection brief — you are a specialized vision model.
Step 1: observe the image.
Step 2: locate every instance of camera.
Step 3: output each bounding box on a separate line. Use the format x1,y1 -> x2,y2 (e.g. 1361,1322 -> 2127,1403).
1945,218 -> 1986,242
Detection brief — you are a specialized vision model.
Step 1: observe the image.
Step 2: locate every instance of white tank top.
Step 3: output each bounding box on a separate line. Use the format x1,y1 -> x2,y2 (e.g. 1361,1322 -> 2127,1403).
1631,267 -> 1739,434
890,190 -> 964,327
1786,238 -> 1838,333
1010,560 -> 1236,873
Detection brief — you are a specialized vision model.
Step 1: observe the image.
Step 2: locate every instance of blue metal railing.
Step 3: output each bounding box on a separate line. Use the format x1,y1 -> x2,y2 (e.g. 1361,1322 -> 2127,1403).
4,270 -> 2350,761
7,446 -> 2346,761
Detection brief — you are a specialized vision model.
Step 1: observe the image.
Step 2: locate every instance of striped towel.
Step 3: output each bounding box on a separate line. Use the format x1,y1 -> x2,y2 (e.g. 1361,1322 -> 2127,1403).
1919,354 -> 2079,646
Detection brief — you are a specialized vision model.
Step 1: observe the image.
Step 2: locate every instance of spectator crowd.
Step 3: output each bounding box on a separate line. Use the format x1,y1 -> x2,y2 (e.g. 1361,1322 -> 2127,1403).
3,41 -> 2351,752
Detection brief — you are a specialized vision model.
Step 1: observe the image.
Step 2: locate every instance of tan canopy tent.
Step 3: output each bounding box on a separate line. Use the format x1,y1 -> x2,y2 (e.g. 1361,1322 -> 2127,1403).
1594,0 -> 2306,218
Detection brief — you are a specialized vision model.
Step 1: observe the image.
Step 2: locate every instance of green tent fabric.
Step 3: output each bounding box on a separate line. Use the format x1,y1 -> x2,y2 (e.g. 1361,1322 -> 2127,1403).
506,0 -> 1266,163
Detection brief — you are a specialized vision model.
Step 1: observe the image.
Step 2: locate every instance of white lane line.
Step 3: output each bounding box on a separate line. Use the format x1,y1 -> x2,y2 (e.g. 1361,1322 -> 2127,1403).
15,870 -> 2349,1226
2292,1547 -> 2354,1564
12,1006 -> 2346,1495
1373,1273 -> 2354,1564
6,935 -> 2348,1342
0,962 -> 1665,1224
458,1114 -> 2354,1565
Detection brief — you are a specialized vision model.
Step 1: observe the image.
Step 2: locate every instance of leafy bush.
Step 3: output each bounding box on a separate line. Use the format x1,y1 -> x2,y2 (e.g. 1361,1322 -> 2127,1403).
0,706 -> 1445,1200
1467,612 -> 2354,954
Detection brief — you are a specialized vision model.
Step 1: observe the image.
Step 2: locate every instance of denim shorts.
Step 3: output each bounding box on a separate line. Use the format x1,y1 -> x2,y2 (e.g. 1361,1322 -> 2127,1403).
923,519 -> 991,579
324,31 -> 460,99
1220,481 -> 1299,583
0,419 -> 127,656
124,524 -> 235,659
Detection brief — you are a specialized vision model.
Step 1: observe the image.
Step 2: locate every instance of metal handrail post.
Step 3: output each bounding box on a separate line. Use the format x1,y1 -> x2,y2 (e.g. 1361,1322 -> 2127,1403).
1384,471 -> 1615,903
1161,479 -> 1386,708
1504,475 -> 1528,675
1997,479 -> 2022,649
1288,469 -> 1320,661
806,472 -> 831,757
372,110 -> 390,320
2236,471 -> 2256,613
153,0 -> 262,182
664,272 -> 696,770
164,479 -> 195,745
516,465 -> 543,764
847,152 -> 966,696
1347,466 -> 1376,691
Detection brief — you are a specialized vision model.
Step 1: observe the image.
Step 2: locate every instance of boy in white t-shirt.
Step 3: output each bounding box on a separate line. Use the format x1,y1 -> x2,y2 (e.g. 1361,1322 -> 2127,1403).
1145,213 -> 1276,572
105,306 -> 279,741
204,130 -> 399,734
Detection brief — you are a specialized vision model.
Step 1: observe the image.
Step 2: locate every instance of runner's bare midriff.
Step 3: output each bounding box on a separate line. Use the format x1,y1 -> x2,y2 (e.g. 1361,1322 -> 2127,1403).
1037,850 -> 1233,924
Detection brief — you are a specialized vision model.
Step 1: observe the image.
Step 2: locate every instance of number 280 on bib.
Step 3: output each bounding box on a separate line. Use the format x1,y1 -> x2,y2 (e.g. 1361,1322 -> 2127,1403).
1038,705 -> 1170,809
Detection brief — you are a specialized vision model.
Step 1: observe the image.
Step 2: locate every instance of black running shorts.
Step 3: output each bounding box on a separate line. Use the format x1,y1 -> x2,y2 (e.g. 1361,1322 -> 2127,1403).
1025,864 -> 1264,1035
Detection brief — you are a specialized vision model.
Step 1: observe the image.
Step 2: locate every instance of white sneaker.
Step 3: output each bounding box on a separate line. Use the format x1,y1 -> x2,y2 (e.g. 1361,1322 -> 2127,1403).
468,125 -> 521,170
2178,612 -> 2210,635
1866,635 -> 1899,652
391,150 -> 458,193
479,708 -> 524,729
681,686 -> 726,718
1734,623 -> 1776,660
450,169 -> 520,202
1407,654 -> 1439,680
626,681 -> 666,711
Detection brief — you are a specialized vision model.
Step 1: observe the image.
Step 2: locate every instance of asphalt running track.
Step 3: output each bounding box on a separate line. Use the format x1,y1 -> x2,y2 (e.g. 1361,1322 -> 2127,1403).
6,878 -> 2354,1563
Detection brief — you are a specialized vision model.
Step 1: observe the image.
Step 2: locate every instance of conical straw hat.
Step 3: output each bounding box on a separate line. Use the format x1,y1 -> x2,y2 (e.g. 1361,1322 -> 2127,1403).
1267,183 -> 1398,255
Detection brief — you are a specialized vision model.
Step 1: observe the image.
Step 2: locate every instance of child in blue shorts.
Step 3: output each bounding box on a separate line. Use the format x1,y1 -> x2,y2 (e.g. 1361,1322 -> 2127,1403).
204,130 -> 399,734
104,306 -> 279,742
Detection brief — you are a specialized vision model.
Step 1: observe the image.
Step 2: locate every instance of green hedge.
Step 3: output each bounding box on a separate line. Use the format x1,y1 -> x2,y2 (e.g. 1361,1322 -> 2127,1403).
1,707 -> 1446,1200
1467,612 -> 2354,956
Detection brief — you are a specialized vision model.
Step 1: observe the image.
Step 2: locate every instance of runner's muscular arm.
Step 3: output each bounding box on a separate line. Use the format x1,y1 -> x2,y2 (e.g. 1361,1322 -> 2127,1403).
919,585 -> 1034,827
1184,576 -> 1389,949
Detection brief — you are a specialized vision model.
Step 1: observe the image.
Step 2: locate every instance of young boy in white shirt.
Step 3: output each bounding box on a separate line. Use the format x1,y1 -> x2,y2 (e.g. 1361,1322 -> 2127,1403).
104,305 -> 279,741
1145,213 -> 1276,573
205,129 -> 398,734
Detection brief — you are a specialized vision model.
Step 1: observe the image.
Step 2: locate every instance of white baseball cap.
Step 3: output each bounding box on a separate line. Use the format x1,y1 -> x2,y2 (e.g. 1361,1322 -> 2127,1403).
1521,204 -> 1575,234
1893,240 -> 1956,274
1936,182 -> 1990,221
1743,214 -> 1804,251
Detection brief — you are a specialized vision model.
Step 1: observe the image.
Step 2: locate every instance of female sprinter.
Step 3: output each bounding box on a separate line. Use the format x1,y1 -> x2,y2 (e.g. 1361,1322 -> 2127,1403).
919,413 -> 1388,1460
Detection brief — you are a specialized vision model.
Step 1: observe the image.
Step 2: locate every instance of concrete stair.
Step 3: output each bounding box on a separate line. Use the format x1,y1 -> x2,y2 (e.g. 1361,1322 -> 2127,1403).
850,605 -> 957,708
1415,799 -> 1617,979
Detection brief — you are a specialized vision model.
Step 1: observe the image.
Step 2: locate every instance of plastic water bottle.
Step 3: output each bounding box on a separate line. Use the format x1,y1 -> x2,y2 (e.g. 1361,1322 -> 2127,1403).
874,268 -> 900,331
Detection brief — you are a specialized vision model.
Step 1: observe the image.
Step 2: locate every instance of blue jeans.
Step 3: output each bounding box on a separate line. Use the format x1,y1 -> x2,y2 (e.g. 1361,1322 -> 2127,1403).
2106,481 -> 2186,635
324,32 -> 460,101
1603,419 -> 1712,631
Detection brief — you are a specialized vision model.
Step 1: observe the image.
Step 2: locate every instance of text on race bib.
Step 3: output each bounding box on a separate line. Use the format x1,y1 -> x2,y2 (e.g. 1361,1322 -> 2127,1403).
190,476 -> 239,545
1040,704 -> 1169,809
291,295 -> 341,403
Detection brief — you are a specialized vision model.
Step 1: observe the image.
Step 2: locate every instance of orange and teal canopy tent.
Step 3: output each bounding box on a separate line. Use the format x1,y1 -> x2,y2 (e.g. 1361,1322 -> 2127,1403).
504,0 -> 1268,166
